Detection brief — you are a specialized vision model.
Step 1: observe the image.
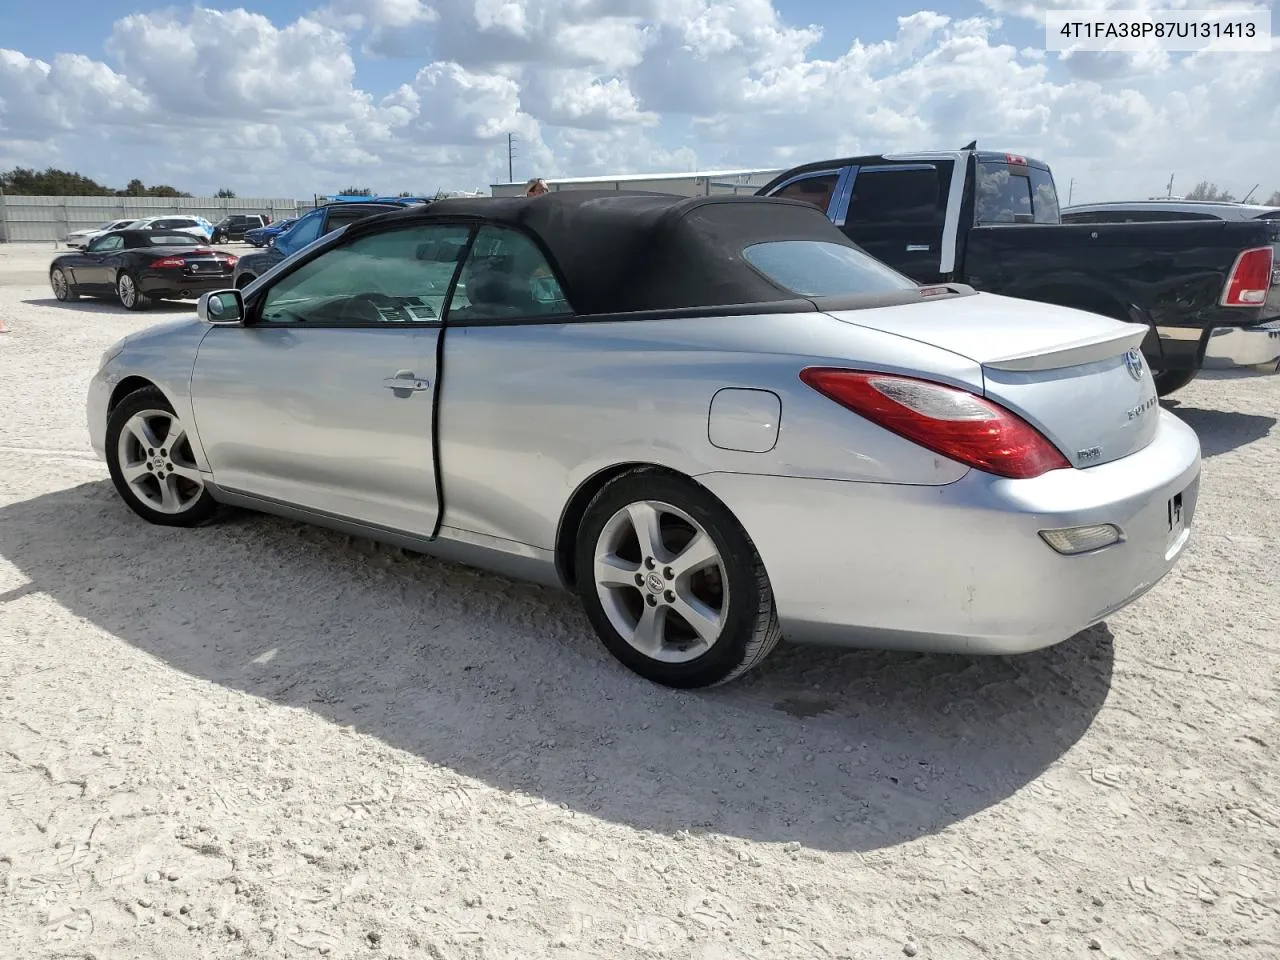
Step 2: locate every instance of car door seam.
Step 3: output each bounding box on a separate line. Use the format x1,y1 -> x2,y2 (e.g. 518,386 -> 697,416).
428,223 -> 481,542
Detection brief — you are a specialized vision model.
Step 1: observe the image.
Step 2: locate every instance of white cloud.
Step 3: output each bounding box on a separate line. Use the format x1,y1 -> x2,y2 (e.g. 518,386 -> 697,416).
0,2 -> 1275,204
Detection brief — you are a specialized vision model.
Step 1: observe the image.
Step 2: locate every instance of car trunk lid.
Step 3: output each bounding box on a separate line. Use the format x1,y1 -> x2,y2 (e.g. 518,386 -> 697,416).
824,291 -> 1160,469
153,247 -> 237,278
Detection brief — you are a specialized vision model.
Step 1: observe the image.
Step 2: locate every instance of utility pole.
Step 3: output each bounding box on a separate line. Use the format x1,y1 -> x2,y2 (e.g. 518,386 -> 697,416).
507,133 -> 517,184
1166,172 -> 1175,198
1068,178 -> 1075,205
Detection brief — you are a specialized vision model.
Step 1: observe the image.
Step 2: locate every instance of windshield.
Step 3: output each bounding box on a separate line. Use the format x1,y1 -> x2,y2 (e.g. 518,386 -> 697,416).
975,162 -> 1060,224
743,240 -> 918,297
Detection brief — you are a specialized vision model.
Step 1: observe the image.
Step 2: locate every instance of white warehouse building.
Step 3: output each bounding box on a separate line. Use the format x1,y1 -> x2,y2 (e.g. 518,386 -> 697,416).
489,168 -> 785,199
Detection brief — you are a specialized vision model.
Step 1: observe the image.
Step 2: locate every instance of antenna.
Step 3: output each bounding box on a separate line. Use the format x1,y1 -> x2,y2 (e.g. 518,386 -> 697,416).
1165,172 -> 1175,198
1241,183 -> 1259,204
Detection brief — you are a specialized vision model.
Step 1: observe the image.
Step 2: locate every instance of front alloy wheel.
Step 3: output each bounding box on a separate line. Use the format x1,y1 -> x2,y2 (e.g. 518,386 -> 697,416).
51,267 -> 78,302
105,387 -> 221,527
576,469 -> 781,688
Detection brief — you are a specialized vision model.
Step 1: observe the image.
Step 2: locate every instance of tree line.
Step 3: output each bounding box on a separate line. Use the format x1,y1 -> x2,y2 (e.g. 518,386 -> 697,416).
1185,180 -> 1280,206
0,166 -> 207,198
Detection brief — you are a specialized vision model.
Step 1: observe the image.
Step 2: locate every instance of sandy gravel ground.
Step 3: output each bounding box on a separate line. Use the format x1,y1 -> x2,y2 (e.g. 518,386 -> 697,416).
0,242 -> 1277,960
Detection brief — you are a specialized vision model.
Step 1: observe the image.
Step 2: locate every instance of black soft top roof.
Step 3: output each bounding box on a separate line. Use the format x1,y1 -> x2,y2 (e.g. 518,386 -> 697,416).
369,191 -> 869,315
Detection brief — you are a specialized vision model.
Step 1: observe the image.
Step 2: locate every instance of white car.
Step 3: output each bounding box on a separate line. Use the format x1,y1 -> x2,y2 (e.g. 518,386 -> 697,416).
122,216 -> 214,242
65,219 -> 137,249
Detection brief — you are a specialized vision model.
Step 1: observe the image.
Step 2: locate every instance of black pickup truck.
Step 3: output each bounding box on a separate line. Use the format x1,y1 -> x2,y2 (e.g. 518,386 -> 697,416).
758,147 -> 1280,395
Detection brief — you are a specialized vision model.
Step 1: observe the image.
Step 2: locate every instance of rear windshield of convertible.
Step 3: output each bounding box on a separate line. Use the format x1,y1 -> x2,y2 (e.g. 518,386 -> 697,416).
143,233 -> 201,246
742,240 -> 917,297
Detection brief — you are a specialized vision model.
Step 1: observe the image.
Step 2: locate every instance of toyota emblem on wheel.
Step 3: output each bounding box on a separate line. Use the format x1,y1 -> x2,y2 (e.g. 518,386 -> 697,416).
1124,348 -> 1144,381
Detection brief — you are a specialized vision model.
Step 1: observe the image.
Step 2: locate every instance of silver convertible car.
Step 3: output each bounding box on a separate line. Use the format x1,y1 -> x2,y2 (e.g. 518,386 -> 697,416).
87,192 -> 1201,688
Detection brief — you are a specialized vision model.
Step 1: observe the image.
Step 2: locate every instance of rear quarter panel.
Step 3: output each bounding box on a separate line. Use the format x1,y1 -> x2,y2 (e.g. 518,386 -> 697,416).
436,312 -> 983,550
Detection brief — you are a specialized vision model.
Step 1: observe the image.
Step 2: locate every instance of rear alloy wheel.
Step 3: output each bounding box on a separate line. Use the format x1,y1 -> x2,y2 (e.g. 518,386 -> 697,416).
105,387 -> 221,527
575,469 -> 781,688
50,267 -> 78,302
116,271 -> 151,311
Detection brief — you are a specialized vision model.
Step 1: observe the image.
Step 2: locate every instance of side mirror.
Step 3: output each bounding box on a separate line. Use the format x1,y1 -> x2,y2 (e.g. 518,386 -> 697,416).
198,289 -> 245,325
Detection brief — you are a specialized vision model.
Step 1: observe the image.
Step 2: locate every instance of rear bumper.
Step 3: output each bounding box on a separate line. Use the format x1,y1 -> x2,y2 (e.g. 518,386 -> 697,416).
696,408 -> 1201,655
1202,318 -> 1280,370
1158,319 -> 1280,372
138,271 -> 235,299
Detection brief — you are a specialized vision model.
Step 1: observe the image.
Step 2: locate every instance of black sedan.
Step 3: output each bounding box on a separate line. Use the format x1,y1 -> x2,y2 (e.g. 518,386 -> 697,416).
50,230 -> 240,310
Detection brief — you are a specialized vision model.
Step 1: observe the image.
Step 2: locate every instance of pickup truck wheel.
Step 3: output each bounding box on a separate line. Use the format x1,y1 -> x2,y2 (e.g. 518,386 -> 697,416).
1153,370 -> 1197,397
235,273 -> 256,290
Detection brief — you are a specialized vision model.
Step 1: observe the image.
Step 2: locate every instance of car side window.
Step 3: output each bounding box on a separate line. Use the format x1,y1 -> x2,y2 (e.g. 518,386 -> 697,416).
275,211 -> 324,257
323,209 -> 374,235
447,225 -> 572,322
89,235 -> 123,252
256,223 -> 473,325
770,173 -> 841,213
846,167 -> 945,227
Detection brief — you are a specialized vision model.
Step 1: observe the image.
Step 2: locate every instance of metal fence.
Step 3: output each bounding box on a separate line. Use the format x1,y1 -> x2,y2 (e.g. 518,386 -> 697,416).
0,195 -> 313,243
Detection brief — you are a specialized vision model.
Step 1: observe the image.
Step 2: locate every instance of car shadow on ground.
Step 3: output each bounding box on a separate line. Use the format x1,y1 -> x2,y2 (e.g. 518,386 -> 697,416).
0,481 -> 1116,853
1165,401 -> 1276,458
21,297 -> 196,314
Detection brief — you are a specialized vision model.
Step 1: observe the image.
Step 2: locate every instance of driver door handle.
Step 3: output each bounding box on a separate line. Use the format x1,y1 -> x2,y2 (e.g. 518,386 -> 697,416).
383,371 -> 430,393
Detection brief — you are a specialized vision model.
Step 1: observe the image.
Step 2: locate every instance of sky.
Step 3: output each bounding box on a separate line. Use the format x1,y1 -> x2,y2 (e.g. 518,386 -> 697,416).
0,0 -> 1276,202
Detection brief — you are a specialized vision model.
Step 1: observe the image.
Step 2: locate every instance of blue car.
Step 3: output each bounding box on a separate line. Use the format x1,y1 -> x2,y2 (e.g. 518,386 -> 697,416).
244,217 -> 297,247
231,197 -> 430,288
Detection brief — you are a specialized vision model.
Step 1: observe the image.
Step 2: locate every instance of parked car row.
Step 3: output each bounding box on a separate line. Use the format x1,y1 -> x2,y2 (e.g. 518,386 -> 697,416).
65,212 -> 287,249
89,189 -> 1204,688
66,215 -> 215,248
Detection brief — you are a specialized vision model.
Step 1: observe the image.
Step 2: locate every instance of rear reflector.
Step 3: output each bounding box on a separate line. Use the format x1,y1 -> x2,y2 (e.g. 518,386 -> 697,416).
1039,524 -> 1122,556
151,256 -> 186,268
1221,246 -> 1275,306
799,368 -> 1071,480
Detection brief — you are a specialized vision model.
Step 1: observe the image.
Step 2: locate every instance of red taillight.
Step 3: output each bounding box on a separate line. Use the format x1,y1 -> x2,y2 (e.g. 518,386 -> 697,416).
1221,247 -> 1275,306
799,368 -> 1071,480
151,256 -> 186,268
220,254 -> 239,266
1006,153 -> 1027,166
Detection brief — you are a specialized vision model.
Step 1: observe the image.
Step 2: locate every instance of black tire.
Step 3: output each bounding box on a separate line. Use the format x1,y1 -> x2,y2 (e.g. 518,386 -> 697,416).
50,267 -> 79,302
116,270 -> 151,311
105,386 -> 222,528
1154,369 -> 1197,397
235,273 -> 256,290
574,468 -> 781,688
